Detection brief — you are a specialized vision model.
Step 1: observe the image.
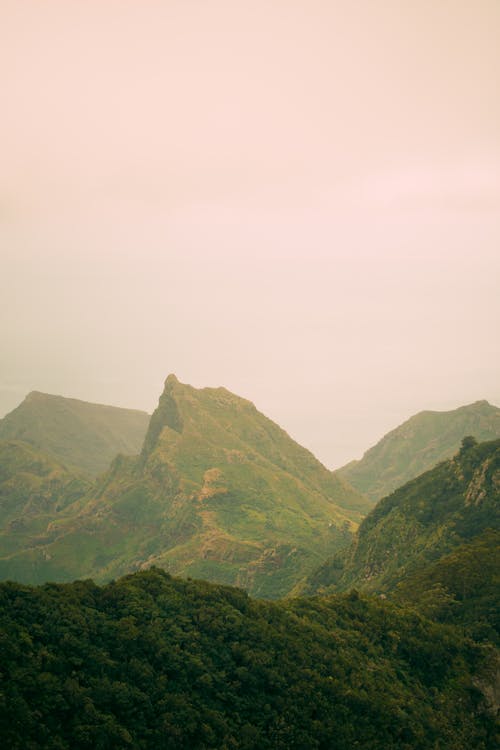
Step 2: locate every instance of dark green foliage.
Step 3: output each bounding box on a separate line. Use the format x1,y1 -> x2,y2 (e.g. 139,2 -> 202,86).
0,391 -> 150,477
460,435 -> 479,453
0,569 -> 497,749
394,529 -> 500,643
337,400 -> 500,502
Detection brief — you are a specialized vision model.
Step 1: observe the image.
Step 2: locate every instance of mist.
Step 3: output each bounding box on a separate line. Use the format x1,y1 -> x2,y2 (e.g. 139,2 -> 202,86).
1,0 -> 499,467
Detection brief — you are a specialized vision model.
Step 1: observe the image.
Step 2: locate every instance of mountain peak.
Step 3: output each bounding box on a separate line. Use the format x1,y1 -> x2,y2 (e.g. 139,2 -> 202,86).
469,399 -> 491,409
0,392 -> 149,476
25,390 -> 48,401
337,399 -> 500,502
164,373 -> 180,388
141,377 -> 185,459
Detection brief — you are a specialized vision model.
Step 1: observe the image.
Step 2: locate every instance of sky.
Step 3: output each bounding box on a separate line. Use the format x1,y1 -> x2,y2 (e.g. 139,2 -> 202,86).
1,0 -> 499,469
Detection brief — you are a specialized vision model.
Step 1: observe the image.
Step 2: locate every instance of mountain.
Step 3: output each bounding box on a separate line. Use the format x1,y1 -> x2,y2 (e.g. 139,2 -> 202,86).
0,568 -> 497,750
337,400 -> 500,503
0,391 -> 150,476
302,438 -> 500,636
0,376 -> 368,598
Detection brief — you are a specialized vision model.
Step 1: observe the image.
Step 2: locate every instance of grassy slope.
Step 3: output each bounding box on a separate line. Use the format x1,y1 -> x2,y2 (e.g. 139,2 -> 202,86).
0,391 -> 150,476
337,400 -> 500,503
0,440 -> 91,562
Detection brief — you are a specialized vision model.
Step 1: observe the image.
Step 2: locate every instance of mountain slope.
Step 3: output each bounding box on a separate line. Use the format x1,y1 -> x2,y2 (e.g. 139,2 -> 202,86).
0,376 -> 368,598
0,440 -> 91,566
393,528 -> 500,643
337,400 -> 500,503
0,391 -> 150,476
0,568 -> 497,750
303,438 -> 500,611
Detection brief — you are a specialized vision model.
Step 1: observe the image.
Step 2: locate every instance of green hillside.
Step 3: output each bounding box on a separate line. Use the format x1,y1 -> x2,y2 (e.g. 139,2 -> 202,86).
0,568 -> 497,750
0,376 -> 367,598
0,391 -> 150,476
337,400 -> 500,503
393,528 -> 500,643
0,440 -> 91,565
302,438 -> 499,622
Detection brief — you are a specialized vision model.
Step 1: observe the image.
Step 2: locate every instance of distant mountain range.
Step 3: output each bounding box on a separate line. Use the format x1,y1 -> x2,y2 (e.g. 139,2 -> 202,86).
337,400 -> 500,502
0,376 -> 367,597
0,391 -> 150,476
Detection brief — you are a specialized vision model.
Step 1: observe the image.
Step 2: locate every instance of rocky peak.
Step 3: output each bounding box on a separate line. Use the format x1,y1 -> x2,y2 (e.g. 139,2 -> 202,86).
164,373 -> 180,389
140,375 -> 184,461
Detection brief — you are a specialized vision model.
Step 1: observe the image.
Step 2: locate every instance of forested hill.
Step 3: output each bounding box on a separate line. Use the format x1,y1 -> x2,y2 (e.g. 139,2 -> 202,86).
303,438 -> 499,639
0,391 -> 150,476
0,568 -> 497,750
337,400 -> 500,502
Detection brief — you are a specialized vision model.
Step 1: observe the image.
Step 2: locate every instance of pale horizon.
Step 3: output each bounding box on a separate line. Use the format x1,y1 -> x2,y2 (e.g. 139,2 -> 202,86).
1,0 -> 499,468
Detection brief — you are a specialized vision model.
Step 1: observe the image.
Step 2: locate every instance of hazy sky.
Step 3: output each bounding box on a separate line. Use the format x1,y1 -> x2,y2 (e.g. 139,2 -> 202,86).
1,0 -> 499,468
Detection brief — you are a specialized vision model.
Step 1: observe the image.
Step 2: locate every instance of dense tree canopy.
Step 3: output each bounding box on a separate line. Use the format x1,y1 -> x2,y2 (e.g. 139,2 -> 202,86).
0,569 -> 497,749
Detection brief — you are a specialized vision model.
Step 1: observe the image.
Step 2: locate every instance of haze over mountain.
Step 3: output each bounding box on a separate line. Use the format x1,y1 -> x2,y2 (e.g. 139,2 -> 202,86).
1,2 -> 499,744
2,2 -> 499,472
0,391 -> 150,476
304,437 -> 500,641
0,376 -> 367,598
337,400 -> 500,502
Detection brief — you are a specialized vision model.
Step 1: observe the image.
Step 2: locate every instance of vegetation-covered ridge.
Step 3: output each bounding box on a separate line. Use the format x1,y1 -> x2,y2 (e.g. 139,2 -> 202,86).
337,400 -> 500,502
0,390 -> 150,477
0,440 -> 92,564
0,568 -> 498,749
303,438 -> 499,640
0,376 -> 367,598
393,528 -> 500,643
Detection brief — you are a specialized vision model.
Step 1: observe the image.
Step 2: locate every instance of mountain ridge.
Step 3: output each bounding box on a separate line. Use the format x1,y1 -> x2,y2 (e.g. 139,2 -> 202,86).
0,376 -> 368,597
336,399 -> 500,502
0,391 -> 150,476
302,437 -> 500,637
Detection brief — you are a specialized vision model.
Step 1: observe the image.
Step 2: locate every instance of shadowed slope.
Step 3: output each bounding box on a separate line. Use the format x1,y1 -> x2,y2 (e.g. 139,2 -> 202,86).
303,439 -> 500,622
